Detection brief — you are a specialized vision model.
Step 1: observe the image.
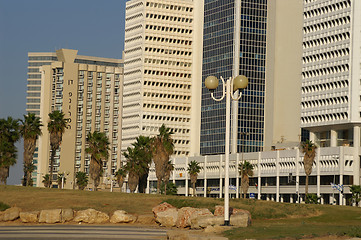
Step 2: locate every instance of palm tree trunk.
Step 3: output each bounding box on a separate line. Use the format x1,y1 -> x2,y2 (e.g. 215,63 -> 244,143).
305,175 -> 309,202
193,182 -> 196,197
156,177 -> 162,194
49,147 -> 56,188
26,168 -> 32,187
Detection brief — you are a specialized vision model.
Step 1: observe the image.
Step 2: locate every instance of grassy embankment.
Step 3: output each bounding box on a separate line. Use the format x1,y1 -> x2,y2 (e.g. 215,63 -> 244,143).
1,185 -> 361,239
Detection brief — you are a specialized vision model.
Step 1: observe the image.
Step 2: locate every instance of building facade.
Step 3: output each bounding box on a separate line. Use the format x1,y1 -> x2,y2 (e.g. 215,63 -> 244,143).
201,0 -> 303,155
148,146 -> 357,205
122,0 -> 202,157
30,49 -> 123,188
301,0 -> 361,169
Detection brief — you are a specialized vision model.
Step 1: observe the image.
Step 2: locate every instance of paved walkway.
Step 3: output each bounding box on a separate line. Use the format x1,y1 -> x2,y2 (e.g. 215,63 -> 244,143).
0,225 -> 167,240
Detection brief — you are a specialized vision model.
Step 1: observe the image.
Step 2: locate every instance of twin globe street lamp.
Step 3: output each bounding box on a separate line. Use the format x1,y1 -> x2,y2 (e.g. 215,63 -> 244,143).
204,75 -> 248,226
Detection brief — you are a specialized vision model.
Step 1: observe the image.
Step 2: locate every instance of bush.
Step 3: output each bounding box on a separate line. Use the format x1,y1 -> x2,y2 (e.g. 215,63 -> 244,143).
0,201 -> 10,211
160,182 -> 178,195
306,194 -> 320,204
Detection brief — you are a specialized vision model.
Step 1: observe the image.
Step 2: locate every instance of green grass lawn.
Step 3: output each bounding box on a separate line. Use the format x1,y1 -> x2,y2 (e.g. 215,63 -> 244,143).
1,185 -> 361,239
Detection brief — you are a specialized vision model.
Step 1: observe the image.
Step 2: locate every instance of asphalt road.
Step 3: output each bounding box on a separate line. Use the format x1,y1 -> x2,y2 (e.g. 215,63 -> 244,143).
0,225 -> 168,240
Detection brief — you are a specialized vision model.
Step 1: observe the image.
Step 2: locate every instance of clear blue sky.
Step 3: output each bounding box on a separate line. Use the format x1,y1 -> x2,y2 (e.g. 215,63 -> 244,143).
0,0 -> 126,184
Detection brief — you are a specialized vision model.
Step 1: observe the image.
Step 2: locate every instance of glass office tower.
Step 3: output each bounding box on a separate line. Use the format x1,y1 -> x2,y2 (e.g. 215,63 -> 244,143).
201,0 -> 267,155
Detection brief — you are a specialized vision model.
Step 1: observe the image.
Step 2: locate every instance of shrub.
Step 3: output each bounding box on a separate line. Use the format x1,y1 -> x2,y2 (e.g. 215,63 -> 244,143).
0,201 -> 10,211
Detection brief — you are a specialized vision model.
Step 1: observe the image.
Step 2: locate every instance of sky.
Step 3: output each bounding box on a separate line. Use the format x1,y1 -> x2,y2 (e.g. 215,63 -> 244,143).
0,0 -> 126,185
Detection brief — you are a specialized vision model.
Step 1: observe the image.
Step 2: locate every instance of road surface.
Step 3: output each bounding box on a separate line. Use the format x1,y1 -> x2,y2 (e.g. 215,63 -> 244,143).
0,225 -> 168,240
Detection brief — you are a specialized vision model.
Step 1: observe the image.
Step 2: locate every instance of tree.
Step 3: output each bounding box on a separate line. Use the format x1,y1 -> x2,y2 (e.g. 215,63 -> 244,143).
152,124 -> 174,194
0,117 -> 20,185
132,136 -> 152,193
114,168 -> 127,192
301,140 -> 317,202
350,185 -> 361,207
163,160 -> 174,195
57,172 -> 66,189
47,111 -> 67,188
85,131 -> 110,191
20,113 -> 42,186
239,160 -> 254,198
42,174 -> 51,188
160,182 -> 178,195
75,171 -> 88,190
187,160 -> 201,197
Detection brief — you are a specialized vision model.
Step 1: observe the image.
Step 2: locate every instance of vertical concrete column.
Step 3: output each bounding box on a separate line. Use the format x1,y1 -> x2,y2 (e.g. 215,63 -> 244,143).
353,126 -> 360,185
290,195 -> 294,203
331,129 -> 337,147
296,148 -> 300,203
276,151 -> 280,202
236,153 -> 240,198
339,147 -> 344,205
258,152 -> 261,200
330,194 -> 334,205
280,195 -> 284,202
320,195 -> 324,205
146,174 -> 150,194
317,148 -> 321,198
204,156 -> 207,198
172,157 -> 176,184
185,157 -> 189,197
219,155 -> 223,198
309,132 -> 316,143
266,195 -> 270,201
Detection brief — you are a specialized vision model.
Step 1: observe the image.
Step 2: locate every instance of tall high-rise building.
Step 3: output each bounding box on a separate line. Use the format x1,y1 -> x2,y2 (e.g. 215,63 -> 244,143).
301,0 -> 361,153
122,0 -> 202,156
200,0 -> 303,155
29,49 -> 123,188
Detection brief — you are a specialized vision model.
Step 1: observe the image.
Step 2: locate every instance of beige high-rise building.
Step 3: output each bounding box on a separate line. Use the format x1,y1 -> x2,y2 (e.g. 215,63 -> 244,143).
29,49 -> 123,188
122,0 -> 202,156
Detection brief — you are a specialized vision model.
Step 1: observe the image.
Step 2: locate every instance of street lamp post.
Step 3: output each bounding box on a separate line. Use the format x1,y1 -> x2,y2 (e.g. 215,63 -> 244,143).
205,75 -> 248,226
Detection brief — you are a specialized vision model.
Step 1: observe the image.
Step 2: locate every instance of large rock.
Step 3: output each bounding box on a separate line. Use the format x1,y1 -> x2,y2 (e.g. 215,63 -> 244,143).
176,207 -> 213,228
61,209 -> 74,222
155,208 -> 178,227
39,209 -> 62,223
0,212 -> 4,222
20,211 -> 40,223
2,207 -> 21,221
152,202 -> 178,227
152,202 -> 177,215
167,230 -> 229,240
73,209 -> 109,223
110,210 -> 137,223
214,205 -> 251,220
230,213 -> 250,227
191,215 -> 224,229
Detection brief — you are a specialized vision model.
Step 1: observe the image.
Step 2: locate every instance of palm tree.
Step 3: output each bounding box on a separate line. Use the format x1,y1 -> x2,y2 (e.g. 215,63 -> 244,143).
163,160 -> 174,195
20,113 -> 42,186
239,160 -> 254,198
57,172 -> 66,189
350,185 -> 361,207
187,160 -> 201,197
47,111 -> 67,188
85,131 -> 110,191
132,136 -> 152,193
114,168 -> 127,192
301,140 -> 317,202
0,117 -> 20,185
75,171 -> 88,190
42,174 -> 51,188
152,124 -> 174,194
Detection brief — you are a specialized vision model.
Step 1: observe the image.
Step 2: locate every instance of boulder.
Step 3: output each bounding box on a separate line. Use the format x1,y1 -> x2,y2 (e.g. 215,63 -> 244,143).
214,205 -> 251,220
155,207 -> 178,227
152,202 -> 177,215
230,213 -> 250,227
2,207 -> 21,221
39,209 -> 62,223
191,215 -> 224,229
110,210 -> 137,223
20,211 -> 40,223
61,209 -> 74,222
0,212 -> 4,222
73,209 -> 109,223
176,207 -> 213,228
204,225 -> 233,234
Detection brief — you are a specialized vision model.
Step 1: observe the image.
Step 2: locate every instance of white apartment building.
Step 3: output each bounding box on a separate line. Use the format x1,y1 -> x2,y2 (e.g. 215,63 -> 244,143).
31,49 -> 123,188
122,0 -> 203,157
301,0 -> 361,151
